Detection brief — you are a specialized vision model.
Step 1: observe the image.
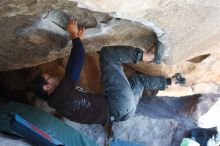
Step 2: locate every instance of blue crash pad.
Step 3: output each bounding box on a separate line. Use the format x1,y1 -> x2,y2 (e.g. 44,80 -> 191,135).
109,138 -> 145,146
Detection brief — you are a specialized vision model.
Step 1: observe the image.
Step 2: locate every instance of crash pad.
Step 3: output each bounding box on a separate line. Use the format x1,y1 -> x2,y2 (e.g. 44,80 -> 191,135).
109,138 -> 144,146
0,102 -> 97,146
11,114 -> 64,146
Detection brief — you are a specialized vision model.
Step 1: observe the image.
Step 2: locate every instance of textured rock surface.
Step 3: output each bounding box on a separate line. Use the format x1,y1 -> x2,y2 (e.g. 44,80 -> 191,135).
137,94 -> 220,145
0,0 -> 104,71
112,116 -> 177,146
0,0 -> 156,71
74,0 -> 220,64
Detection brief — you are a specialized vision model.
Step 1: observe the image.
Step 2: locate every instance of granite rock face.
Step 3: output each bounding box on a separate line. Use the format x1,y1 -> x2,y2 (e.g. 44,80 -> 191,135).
74,0 -> 220,64
0,0 -> 103,71
0,0 -> 155,71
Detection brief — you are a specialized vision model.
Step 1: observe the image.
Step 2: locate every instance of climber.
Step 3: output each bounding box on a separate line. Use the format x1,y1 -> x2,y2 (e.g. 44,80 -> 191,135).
32,20 -> 185,125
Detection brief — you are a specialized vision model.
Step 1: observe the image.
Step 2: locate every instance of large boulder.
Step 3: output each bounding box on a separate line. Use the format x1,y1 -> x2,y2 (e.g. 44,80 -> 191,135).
74,0 -> 220,64
0,0 -> 155,71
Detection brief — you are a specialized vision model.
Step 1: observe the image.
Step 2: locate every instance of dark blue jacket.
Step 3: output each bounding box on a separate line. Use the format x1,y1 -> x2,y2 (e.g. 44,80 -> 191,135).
66,38 -> 85,81
47,38 -> 109,124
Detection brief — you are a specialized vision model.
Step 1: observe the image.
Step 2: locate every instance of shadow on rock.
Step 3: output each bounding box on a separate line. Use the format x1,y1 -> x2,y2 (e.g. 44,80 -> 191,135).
137,94 -> 220,146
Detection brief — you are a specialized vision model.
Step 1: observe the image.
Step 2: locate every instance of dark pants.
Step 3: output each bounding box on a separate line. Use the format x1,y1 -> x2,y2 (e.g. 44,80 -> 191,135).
100,46 -> 167,121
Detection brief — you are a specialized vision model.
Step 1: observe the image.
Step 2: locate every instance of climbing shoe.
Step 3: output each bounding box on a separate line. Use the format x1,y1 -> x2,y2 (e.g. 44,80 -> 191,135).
172,73 -> 186,85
